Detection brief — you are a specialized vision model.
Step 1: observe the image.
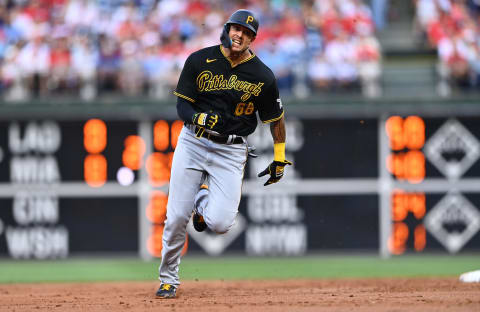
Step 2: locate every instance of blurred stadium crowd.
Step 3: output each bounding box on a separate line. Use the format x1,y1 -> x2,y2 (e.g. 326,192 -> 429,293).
414,0 -> 480,96
1,0 -> 479,102
0,0 -> 383,101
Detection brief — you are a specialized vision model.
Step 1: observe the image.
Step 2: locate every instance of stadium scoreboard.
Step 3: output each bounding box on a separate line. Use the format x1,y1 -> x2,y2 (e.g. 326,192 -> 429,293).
0,112 -> 479,259
383,116 -> 480,256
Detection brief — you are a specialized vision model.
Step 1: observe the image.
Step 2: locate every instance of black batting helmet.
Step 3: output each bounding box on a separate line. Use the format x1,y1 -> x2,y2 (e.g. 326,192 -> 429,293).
226,9 -> 259,35
220,9 -> 259,48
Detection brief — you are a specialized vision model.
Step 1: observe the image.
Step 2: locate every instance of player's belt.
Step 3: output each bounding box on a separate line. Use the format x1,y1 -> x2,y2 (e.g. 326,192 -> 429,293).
189,125 -> 245,144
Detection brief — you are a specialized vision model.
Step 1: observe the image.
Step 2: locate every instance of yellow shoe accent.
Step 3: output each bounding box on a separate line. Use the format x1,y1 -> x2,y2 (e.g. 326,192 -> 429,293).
161,284 -> 171,291
200,184 -> 209,190
156,283 -> 177,298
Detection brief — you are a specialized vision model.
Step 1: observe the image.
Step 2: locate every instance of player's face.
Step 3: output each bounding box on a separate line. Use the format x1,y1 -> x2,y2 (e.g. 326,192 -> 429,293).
228,24 -> 255,52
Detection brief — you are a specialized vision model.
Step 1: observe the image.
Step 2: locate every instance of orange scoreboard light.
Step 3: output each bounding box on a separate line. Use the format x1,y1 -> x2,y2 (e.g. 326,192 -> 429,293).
83,119 -> 108,187
385,116 -> 427,255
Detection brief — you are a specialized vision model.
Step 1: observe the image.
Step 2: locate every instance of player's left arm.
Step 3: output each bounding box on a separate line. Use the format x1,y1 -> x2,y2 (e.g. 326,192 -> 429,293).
270,115 -> 286,144
258,115 -> 293,186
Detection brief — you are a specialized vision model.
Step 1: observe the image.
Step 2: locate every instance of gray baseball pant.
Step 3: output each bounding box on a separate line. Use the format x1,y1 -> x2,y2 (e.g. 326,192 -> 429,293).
159,125 -> 248,286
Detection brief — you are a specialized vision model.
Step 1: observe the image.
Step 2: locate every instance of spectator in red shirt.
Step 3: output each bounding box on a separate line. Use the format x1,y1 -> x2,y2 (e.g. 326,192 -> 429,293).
49,35 -> 71,93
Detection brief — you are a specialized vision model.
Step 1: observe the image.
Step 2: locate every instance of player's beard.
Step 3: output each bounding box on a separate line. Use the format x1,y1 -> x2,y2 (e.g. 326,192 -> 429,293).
230,46 -> 249,57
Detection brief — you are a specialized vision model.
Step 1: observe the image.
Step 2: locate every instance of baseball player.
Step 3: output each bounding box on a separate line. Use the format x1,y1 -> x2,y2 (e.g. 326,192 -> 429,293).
156,9 -> 292,298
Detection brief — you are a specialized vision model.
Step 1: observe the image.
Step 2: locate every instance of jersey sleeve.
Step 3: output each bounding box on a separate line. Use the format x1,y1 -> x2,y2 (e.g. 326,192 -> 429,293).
257,79 -> 284,123
173,54 -> 198,104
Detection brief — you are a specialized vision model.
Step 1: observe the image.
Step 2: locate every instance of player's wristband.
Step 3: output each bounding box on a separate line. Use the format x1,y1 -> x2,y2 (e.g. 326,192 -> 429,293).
273,143 -> 286,161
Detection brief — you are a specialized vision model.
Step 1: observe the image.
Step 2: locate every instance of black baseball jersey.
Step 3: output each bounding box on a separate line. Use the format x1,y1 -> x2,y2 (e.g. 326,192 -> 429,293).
174,45 -> 284,137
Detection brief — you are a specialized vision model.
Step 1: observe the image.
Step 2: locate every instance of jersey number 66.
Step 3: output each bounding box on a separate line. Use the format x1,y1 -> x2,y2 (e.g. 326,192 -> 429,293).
234,102 -> 255,116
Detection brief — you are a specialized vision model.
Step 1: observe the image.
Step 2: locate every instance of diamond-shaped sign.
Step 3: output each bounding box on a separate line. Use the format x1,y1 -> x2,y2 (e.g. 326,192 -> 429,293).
187,213 -> 246,255
425,119 -> 480,179
424,193 -> 480,253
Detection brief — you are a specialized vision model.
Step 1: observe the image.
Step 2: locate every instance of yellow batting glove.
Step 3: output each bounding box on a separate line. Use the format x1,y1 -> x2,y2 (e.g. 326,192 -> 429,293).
192,112 -> 222,131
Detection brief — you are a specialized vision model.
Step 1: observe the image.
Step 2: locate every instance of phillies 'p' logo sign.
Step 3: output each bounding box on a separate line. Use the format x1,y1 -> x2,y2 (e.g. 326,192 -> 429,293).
246,16 -> 254,24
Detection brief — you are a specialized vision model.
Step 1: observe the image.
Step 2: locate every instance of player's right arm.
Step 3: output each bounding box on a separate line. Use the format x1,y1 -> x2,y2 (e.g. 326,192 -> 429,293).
173,54 -> 198,105
177,97 -> 222,133
176,97 -> 197,124
174,53 -> 222,132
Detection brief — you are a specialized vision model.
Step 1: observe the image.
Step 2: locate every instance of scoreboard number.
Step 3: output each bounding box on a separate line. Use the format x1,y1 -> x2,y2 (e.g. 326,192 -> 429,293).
385,115 -> 427,255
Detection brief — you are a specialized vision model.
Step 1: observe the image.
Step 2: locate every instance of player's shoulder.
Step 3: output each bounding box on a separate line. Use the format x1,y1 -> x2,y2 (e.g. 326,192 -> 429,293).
251,54 -> 276,82
189,45 -> 219,60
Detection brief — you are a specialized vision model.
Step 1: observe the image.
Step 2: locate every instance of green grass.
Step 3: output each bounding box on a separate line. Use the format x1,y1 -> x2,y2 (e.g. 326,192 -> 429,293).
0,254 -> 478,284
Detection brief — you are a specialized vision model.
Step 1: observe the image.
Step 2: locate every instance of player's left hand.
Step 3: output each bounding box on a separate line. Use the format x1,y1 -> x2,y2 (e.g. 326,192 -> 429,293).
258,160 -> 293,186
192,112 -> 223,132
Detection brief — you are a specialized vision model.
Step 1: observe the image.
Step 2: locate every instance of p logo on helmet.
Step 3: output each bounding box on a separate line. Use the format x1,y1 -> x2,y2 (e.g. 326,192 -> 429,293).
246,16 -> 254,24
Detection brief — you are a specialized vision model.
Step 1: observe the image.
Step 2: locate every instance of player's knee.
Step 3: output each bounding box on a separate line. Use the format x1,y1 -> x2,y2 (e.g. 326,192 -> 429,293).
208,219 -> 234,234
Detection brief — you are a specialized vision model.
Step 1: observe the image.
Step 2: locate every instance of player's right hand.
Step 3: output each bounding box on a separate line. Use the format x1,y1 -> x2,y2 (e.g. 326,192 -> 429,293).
192,112 -> 222,132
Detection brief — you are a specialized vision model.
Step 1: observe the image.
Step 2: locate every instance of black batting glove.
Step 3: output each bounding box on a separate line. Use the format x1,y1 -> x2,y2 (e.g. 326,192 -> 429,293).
192,112 -> 222,132
258,160 -> 293,186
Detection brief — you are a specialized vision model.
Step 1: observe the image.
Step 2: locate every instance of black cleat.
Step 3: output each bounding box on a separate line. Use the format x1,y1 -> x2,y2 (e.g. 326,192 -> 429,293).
155,283 -> 177,298
193,184 -> 208,232
193,212 -> 207,232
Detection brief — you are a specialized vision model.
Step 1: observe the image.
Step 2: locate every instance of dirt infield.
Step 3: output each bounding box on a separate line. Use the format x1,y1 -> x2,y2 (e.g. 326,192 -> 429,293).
0,278 -> 479,312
